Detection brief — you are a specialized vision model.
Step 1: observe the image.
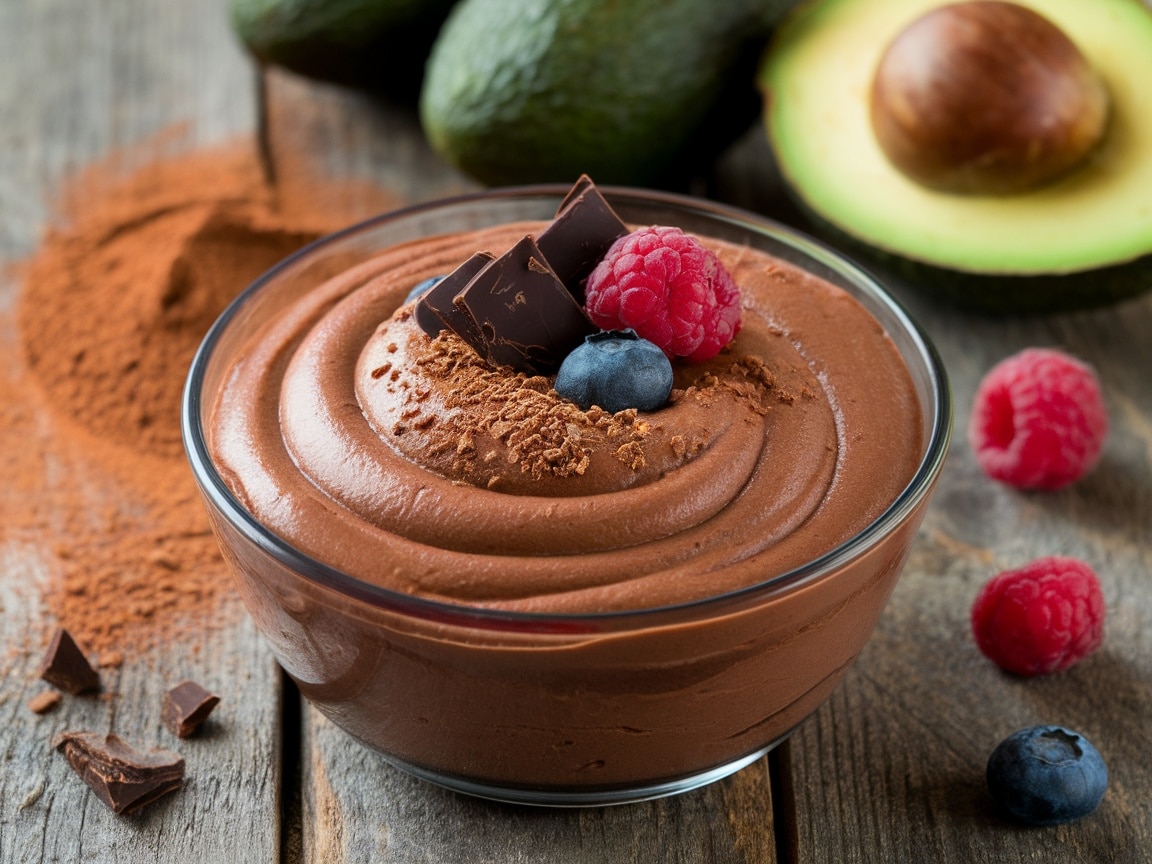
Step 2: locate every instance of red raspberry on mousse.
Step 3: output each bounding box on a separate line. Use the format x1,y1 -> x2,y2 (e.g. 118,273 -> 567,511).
583,226 -> 741,362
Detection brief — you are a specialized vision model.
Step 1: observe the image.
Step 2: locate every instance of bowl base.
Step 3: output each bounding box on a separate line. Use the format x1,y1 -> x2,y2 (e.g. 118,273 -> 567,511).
380,732 -> 793,807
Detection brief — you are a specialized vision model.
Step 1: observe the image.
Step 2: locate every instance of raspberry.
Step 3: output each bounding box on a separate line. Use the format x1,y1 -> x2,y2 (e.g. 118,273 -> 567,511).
968,348 -> 1107,490
971,556 -> 1105,676
583,226 -> 741,362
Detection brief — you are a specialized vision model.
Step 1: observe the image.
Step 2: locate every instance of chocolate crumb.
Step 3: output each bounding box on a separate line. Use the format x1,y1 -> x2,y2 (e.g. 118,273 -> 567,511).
53,732 -> 185,815
615,441 -> 647,470
161,680 -> 221,738
28,691 -> 61,715
38,628 -> 101,695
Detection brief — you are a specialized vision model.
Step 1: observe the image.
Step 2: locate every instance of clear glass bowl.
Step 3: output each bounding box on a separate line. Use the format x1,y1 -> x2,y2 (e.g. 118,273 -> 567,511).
182,186 -> 952,806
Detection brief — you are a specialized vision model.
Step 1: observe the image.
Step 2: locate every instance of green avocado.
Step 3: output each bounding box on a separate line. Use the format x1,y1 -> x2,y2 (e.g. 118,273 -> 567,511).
758,0 -> 1152,313
231,0 -> 457,99
419,0 -> 800,187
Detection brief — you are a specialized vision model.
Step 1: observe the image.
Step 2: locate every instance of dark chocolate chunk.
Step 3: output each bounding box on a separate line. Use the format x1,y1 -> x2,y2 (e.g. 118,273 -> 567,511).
453,236 -> 597,374
414,251 -> 494,339
54,732 -> 185,816
536,174 -> 628,299
556,173 -> 596,212
161,680 -> 221,738
38,628 -> 101,695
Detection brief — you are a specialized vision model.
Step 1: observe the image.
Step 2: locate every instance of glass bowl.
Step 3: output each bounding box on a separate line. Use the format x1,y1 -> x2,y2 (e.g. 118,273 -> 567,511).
182,186 -> 952,806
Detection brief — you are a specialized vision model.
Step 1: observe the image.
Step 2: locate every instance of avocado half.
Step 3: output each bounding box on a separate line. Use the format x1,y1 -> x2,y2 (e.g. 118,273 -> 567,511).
758,0 -> 1152,313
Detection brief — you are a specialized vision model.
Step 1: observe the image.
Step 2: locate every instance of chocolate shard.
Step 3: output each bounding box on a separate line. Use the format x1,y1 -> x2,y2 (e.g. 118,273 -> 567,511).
38,627 -> 101,695
414,251 -> 494,340
536,174 -> 628,300
556,173 -> 596,212
54,732 -> 185,816
162,680 -> 221,738
454,236 -> 597,374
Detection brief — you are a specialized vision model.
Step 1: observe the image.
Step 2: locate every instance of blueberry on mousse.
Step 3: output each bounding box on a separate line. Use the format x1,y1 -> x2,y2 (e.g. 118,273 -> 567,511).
555,330 -> 673,414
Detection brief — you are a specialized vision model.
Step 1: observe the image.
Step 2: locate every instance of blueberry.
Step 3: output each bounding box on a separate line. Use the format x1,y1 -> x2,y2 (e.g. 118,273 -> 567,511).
986,725 -> 1108,826
555,330 -> 673,413
405,275 -> 444,304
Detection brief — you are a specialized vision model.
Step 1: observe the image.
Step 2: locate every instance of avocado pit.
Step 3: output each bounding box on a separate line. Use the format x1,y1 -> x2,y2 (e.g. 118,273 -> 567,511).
869,1 -> 1110,195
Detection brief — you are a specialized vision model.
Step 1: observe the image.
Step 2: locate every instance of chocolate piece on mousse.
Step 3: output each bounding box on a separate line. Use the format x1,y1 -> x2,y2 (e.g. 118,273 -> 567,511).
414,250 -> 494,340
415,175 -> 622,371
453,235 -> 597,374
53,732 -> 185,815
161,680 -> 221,738
38,627 -> 101,695
536,174 -> 628,299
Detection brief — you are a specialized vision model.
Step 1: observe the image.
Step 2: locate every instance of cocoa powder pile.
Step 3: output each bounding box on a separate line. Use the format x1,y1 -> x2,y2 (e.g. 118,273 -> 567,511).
2,139 -> 398,656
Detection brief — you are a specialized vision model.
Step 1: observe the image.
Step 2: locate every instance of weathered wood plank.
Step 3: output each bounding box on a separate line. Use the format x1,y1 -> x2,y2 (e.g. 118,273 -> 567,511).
0,2 -> 281,862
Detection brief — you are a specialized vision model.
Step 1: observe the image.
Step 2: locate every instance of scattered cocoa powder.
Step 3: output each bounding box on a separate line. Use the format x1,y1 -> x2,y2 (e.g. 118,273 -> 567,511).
1,135 -> 400,655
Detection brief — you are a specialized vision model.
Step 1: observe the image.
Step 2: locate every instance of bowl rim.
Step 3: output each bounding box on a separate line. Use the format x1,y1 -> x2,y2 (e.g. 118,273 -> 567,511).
181,183 -> 953,632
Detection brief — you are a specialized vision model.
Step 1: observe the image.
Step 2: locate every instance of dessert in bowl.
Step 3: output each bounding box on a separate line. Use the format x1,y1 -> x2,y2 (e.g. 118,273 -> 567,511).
182,180 -> 951,805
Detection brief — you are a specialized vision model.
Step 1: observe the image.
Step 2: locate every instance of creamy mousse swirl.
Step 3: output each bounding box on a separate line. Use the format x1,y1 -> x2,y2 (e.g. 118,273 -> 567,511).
209,222 -> 923,613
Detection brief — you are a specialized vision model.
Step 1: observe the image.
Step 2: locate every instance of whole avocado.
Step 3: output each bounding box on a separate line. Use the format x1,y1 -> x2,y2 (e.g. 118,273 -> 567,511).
420,0 -> 799,186
232,0 -> 457,99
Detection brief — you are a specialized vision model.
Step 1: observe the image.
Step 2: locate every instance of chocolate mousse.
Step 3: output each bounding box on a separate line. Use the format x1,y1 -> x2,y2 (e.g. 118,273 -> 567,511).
200,180 -> 932,798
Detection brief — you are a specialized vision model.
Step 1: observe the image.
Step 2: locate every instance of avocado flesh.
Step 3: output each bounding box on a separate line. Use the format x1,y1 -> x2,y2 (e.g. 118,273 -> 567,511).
420,0 -> 799,187
759,0 -> 1152,312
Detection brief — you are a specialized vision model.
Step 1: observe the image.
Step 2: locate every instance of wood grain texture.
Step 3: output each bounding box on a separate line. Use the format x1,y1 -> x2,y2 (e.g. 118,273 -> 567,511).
783,282 -> 1152,863
0,2 -> 281,862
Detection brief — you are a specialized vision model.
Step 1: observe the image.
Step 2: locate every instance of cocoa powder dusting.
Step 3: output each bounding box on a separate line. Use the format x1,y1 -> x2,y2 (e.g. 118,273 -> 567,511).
413,330 -> 654,482
1,138 -> 399,655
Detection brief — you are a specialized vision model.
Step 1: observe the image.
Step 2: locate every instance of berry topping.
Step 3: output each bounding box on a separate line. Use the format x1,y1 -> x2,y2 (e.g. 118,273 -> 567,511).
971,556 -> 1105,676
968,347 -> 1108,490
583,226 -> 741,362
987,725 -> 1108,826
554,330 -> 673,414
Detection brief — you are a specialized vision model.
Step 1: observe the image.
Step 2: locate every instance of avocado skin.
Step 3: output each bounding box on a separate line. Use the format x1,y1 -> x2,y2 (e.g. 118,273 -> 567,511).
798,202 -> 1152,315
231,0 -> 457,100
420,0 -> 802,187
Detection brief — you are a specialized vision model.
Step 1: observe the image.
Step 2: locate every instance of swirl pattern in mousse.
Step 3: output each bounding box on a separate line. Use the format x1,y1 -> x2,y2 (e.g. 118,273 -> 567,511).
208,221 -> 924,615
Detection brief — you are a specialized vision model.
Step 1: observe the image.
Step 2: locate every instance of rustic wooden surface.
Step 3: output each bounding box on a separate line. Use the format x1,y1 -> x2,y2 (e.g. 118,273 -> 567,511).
2,1 -> 1150,862
0,2 -> 283,864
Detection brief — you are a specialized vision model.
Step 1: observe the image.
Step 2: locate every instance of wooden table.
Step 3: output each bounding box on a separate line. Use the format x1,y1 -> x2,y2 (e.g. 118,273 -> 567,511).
2,2 -> 1149,861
